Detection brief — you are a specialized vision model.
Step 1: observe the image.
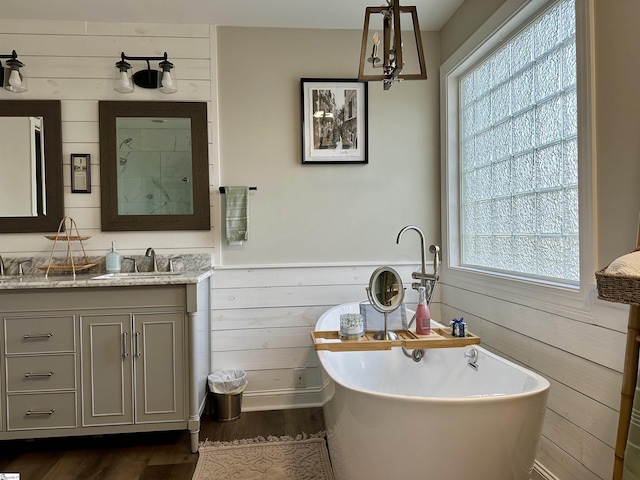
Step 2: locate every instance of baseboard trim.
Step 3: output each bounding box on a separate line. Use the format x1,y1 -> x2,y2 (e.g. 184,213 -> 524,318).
531,460 -> 559,480
241,387 -> 324,412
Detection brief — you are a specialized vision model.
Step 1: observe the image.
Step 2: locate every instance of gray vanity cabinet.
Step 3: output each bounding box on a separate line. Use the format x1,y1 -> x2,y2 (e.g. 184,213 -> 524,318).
0,277 -> 211,453
80,311 -> 185,426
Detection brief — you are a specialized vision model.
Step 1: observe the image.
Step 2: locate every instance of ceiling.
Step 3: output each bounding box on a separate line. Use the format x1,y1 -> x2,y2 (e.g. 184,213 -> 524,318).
2,0 -> 463,31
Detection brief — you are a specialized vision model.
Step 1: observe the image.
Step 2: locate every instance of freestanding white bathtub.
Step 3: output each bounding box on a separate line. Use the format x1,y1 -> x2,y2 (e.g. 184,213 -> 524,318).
316,303 -> 550,480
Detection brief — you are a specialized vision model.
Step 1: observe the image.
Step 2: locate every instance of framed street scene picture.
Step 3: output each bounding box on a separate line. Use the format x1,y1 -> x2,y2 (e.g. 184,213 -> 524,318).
300,78 -> 368,164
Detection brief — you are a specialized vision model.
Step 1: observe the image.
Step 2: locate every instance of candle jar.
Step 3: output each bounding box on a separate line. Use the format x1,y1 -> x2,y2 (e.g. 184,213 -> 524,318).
340,313 -> 365,339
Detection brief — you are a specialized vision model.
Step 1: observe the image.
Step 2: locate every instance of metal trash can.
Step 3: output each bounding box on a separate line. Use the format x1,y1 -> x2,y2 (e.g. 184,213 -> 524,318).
208,370 -> 247,422
211,390 -> 244,422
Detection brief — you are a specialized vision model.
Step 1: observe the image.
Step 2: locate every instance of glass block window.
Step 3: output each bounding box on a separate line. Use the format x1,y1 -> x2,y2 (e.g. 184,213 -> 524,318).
459,0 -> 578,283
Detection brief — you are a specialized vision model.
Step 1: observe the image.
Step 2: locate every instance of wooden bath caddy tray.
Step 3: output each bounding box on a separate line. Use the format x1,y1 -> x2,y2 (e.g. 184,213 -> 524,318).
311,328 -> 480,352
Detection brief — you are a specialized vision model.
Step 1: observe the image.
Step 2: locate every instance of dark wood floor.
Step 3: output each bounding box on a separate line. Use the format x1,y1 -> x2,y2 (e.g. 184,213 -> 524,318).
0,408 -> 326,480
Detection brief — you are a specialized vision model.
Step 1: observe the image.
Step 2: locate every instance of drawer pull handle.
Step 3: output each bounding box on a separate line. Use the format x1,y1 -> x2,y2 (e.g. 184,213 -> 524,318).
25,371 -> 54,377
26,409 -> 55,416
23,333 -> 53,339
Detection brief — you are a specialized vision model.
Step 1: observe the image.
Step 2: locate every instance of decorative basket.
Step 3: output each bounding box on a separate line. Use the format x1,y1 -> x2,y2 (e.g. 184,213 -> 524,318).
596,248 -> 640,305
38,216 -> 96,278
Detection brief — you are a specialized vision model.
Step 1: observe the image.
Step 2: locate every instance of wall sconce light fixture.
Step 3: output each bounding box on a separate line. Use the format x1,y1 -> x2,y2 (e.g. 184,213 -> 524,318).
0,50 -> 28,93
358,0 -> 427,90
113,52 -> 177,94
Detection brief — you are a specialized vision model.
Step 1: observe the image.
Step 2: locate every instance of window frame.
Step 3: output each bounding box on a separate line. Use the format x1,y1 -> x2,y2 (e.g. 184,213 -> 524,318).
440,0 -> 596,311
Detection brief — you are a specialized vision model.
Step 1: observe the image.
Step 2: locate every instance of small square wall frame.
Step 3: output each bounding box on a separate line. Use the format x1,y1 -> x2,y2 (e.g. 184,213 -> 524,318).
71,154 -> 91,193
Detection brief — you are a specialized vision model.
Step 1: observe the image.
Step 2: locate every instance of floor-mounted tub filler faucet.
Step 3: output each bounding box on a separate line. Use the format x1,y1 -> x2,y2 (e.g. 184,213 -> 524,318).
396,225 -> 440,296
396,225 -> 442,362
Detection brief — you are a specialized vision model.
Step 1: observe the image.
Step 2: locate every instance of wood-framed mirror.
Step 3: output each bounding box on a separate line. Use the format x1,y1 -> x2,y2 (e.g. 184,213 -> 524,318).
98,101 -> 210,231
0,100 -> 64,233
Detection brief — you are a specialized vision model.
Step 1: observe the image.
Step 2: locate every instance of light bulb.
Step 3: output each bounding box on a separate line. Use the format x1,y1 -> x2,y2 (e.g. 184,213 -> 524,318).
115,71 -> 133,93
8,69 -> 22,88
161,71 -> 173,89
159,70 -> 177,94
369,32 -> 381,64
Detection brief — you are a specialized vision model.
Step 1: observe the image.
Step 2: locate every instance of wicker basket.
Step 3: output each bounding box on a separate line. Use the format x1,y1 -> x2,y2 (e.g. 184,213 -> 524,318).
596,266 -> 640,306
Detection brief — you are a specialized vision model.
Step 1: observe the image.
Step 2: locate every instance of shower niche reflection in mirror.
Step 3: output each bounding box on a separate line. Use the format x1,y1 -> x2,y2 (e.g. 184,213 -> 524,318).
116,117 -> 193,215
99,101 -> 210,231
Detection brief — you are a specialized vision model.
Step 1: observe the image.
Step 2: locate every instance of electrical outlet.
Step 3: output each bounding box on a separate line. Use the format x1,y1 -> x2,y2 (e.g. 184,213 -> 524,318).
294,368 -> 306,388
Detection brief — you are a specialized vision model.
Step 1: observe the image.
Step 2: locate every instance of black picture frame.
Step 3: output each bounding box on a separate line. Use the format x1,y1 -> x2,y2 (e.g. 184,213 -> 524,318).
300,78 -> 368,164
71,154 -> 91,193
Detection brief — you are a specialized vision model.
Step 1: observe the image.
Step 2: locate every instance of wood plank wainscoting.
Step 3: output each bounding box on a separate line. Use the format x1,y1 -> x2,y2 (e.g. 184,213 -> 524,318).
441,284 -> 627,480
210,263 -> 432,411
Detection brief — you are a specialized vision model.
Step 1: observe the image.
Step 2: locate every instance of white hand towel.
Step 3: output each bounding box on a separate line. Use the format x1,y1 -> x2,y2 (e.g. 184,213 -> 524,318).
224,186 -> 249,244
606,249 -> 640,276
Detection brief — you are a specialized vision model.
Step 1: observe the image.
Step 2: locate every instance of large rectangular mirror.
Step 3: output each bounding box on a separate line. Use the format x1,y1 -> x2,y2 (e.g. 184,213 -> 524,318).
99,101 -> 210,231
0,100 -> 64,233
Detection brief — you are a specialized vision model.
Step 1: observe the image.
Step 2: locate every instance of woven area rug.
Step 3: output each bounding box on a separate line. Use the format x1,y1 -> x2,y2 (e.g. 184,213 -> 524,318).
193,432 -> 335,480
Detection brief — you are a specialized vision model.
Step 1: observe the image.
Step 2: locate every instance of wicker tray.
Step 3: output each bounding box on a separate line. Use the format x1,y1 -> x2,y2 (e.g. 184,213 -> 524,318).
37,263 -> 97,274
45,235 -> 91,242
596,268 -> 640,305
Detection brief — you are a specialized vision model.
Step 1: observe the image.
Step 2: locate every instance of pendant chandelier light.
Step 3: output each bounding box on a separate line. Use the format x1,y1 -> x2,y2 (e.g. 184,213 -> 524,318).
357,0 -> 427,90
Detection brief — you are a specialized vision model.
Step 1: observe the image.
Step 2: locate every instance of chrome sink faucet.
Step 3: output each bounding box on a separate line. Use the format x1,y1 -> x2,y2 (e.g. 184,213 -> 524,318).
145,248 -> 158,272
0,254 -> 4,275
123,257 -> 139,273
169,256 -> 183,273
18,260 -> 32,277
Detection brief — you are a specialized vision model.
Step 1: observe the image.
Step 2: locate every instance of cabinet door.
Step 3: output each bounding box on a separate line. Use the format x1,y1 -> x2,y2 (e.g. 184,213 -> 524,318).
80,314 -> 133,426
133,312 -> 185,424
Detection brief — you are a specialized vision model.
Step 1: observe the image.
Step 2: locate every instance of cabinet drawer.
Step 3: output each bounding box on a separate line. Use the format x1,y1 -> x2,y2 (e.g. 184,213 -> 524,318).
7,392 -> 77,430
6,354 -> 76,392
4,315 -> 75,354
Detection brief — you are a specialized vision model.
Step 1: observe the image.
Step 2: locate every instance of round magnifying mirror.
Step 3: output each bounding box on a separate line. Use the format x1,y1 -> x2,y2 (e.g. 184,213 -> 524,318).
366,266 -> 405,314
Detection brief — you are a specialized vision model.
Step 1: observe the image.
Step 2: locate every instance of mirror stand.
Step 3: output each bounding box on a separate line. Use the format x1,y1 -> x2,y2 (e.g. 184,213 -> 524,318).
366,266 -> 405,341
371,311 -> 398,341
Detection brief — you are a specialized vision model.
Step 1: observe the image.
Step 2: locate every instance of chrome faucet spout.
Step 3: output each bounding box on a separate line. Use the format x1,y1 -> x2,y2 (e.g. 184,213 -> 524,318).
145,248 -> 158,272
396,225 -> 427,276
0,254 -> 4,276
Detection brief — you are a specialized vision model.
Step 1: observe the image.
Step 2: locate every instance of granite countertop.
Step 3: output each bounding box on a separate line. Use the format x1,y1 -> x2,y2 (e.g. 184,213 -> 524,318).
0,269 -> 214,290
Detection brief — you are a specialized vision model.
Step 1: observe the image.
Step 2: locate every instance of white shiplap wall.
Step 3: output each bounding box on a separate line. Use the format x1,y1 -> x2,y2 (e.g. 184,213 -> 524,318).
441,283 -> 628,480
211,263 -> 440,410
0,19 -> 219,258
